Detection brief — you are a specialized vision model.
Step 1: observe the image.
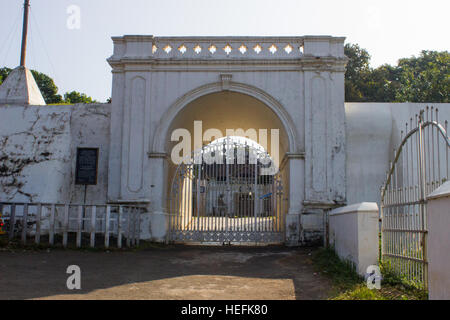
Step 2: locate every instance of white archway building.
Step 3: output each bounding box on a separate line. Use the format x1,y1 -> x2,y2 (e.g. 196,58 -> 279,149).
107,35 -> 347,245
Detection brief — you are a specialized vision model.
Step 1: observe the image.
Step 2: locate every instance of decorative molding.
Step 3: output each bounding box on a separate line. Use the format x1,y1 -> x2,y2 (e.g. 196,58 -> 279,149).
150,81 -> 300,155
220,74 -> 232,91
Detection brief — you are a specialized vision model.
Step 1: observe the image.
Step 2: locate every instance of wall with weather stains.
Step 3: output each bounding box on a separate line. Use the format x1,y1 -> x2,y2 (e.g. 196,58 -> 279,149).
0,103 -> 110,204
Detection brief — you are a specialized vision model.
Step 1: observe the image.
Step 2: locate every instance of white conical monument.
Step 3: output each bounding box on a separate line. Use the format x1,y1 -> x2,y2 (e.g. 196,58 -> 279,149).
0,66 -> 46,105
0,0 -> 46,106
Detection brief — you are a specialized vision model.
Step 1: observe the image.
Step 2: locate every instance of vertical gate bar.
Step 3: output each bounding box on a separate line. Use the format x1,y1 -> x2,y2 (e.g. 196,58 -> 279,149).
430,108 -> 433,192
209,156 -> 212,234
254,158 -> 258,235
117,206 -> 123,248
35,204 -> 42,245
226,147 -> 229,237
221,150 -> 225,233
179,167 -> 183,234
418,113 -> 428,289
21,204 -> 28,245
183,166 -> 187,234
445,120 -> 448,180
196,163 -> 200,237
76,205 -> 83,248
427,107 -> 431,195
90,205 -> 96,248
8,204 -> 15,240
105,205 -> 111,248
435,109 -> 440,186
181,167 -> 185,234
187,165 -> 191,233
49,204 -> 55,245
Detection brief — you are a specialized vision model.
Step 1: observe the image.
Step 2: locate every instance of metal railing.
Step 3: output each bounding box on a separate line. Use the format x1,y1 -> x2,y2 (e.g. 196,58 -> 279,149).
381,107 -> 449,289
169,137 -> 285,244
0,203 -> 143,249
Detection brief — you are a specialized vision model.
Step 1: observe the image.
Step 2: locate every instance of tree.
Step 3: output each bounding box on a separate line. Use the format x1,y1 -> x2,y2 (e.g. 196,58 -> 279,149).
64,91 -> 96,104
395,51 -> 449,103
344,44 -> 449,103
0,67 -> 10,84
361,64 -> 400,102
344,43 -> 372,102
30,69 -> 63,104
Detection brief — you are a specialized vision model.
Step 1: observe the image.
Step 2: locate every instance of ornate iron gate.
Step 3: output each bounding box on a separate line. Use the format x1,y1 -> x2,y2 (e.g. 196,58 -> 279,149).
381,107 -> 449,289
169,138 -> 285,244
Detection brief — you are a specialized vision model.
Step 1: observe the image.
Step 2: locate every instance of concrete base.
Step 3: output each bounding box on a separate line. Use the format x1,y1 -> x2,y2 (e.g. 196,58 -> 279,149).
328,202 -> 379,276
141,211 -> 169,242
427,182 -> 450,300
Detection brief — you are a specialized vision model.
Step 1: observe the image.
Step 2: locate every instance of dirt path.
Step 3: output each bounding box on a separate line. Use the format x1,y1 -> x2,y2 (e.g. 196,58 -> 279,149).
0,245 -> 332,300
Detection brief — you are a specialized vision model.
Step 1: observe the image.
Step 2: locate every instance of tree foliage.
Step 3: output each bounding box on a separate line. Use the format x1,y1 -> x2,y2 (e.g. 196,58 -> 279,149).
64,91 -> 95,104
344,44 -> 449,103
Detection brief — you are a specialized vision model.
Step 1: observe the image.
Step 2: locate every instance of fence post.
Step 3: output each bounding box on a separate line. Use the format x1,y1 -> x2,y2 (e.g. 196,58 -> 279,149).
63,204 -> 69,248
76,205 -> 83,248
418,114 -> 429,289
132,207 -> 137,246
35,204 -> 42,245
21,204 -> 28,245
9,204 -> 16,240
90,206 -> 96,248
49,204 -> 55,245
105,205 -> 111,248
137,208 -> 141,246
126,207 -> 131,248
117,206 -> 123,248
0,203 -> 3,236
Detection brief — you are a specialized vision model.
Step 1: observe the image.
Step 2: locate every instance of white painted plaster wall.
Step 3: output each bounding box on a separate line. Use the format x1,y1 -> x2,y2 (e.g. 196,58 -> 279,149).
328,202 -> 379,276
427,182 -> 450,300
0,103 -> 111,204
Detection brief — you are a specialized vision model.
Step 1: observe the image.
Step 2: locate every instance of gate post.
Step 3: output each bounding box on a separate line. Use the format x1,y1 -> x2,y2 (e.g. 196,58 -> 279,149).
148,153 -> 170,242
285,154 -> 305,246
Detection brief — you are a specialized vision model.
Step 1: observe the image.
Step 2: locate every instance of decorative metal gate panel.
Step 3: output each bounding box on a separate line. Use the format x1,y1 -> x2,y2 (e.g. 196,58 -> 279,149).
381,107 -> 449,289
169,138 -> 285,244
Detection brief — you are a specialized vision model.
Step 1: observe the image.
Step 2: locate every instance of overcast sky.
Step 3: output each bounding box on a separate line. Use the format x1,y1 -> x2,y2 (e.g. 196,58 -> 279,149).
0,0 -> 449,101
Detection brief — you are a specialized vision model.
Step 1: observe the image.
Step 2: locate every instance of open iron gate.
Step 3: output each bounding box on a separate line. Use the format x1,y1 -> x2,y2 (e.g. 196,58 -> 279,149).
169,138 -> 285,244
381,107 -> 449,289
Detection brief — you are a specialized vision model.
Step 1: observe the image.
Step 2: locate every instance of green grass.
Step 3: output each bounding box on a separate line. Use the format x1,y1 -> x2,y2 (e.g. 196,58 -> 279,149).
312,247 -> 428,300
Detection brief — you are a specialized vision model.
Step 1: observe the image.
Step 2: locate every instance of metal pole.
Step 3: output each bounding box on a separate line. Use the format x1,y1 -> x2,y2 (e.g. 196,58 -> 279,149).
418,112 -> 428,289
20,0 -> 30,67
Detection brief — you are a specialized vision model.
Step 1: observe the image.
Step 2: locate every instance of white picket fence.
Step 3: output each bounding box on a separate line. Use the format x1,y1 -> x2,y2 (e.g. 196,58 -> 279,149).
0,203 -> 142,248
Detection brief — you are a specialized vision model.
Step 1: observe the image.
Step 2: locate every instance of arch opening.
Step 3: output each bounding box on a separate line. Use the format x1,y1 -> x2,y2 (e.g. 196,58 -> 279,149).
164,91 -> 291,244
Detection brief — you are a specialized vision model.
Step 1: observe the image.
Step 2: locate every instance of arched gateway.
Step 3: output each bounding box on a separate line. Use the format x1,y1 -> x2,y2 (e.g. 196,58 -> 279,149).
107,35 -> 348,245
169,137 -> 284,244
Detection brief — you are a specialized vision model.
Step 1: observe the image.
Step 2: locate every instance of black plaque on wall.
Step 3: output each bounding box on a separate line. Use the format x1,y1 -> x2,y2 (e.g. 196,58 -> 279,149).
75,148 -> 99,185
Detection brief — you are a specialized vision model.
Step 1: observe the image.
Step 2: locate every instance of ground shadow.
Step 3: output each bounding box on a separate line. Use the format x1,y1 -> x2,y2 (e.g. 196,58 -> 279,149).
0,244 -> 332,300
